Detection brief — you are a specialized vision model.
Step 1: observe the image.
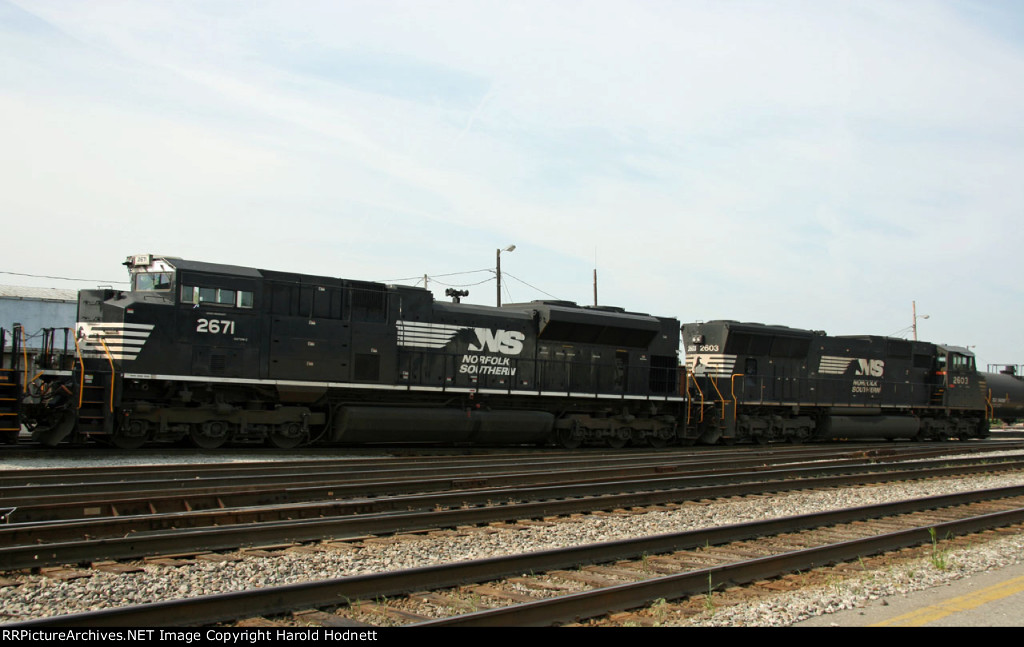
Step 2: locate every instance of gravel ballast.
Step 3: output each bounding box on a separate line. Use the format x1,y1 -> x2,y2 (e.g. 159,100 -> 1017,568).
2,451 -> 1023,626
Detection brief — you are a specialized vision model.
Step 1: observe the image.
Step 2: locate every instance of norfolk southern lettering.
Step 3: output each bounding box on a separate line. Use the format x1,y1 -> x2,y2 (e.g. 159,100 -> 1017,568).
467,328 -> 525,355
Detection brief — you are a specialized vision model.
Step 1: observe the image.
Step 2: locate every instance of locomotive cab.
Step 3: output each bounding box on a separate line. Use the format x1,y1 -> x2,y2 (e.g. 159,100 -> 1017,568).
127,254 -> 174,293
53,254 -> 270,447
106,255 -> 263,378
76,255 -> 181,368
936,345 -> 985,411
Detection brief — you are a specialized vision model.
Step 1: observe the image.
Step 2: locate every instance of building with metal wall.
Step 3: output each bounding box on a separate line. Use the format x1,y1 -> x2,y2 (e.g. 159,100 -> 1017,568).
1,286 -> 77,366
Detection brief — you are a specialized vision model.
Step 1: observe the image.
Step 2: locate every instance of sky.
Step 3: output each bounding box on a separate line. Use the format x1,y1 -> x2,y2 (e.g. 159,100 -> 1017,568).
2,0 -> 1023,368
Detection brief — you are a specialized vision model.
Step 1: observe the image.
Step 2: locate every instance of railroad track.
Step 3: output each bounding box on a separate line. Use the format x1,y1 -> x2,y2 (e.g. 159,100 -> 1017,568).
11,485 -> 1024,627
5,442 -> 1018,519
6,441 -> 1018,489
3,442 -> 1023,626
3,448 -> 1024,570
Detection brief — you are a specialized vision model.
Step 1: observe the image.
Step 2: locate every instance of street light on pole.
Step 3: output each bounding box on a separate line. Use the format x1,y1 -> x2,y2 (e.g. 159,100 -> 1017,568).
496,245 -> 515,306
912,300 -> 930,341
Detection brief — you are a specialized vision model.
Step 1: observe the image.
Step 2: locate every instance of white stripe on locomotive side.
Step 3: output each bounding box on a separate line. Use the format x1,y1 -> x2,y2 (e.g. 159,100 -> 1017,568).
78,321 -> 155,361
119,373 -> 683,401
685,353 -> 737,378
396,320 -> 469,349
818,356 -> 855,375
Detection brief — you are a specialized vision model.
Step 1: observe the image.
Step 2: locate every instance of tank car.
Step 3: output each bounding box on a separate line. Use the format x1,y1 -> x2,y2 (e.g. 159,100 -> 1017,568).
985,365 -> 1024,423
681,320 -> 990,443
20,254 -> 682,448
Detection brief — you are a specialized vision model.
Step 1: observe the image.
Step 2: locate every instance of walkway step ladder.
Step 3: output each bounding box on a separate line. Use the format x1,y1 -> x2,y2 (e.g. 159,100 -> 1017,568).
76,370 -> 115,438
0,367 -> 20,444
0,326 -> 23,443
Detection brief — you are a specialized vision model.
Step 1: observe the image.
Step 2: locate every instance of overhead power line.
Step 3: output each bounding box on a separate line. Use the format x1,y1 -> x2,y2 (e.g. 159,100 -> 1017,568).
379,268 -> 493,283
0,270 -> 128,284
381,267 -> 562,302
430,276 -> 495,288
501,272 -> 563,301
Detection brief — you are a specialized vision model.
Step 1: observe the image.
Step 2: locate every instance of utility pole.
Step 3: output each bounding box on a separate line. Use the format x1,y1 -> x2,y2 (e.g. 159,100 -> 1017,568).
913,301 -> 918,340
496,245 -> 515,306
912,300 -> 929,341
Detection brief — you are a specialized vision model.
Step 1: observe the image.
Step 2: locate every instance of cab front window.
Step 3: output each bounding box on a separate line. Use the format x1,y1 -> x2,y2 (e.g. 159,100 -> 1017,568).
133,272 -> 174,291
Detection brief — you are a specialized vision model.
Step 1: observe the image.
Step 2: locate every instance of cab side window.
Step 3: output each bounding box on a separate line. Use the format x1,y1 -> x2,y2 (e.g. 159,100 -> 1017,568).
181,285 -> 253,309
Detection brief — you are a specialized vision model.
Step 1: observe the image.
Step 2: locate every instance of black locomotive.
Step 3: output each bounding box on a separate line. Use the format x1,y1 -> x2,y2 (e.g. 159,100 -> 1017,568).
2,254 -> 1012,448
17,254 -> 682,449
682,321 -> 992,444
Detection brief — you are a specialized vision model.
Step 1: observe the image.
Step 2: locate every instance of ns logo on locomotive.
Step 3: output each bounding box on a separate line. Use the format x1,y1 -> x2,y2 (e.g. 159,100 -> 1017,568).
2,253 -> 1020,449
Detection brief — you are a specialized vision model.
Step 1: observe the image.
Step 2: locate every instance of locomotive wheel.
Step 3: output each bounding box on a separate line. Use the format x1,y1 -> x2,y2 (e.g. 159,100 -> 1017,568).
606,435 -> 628,449
268,423 -> 306,449
111,420 -> 149,450
556,428 -> 582,450
190,421 -> 229,449
606,428 -> 631,449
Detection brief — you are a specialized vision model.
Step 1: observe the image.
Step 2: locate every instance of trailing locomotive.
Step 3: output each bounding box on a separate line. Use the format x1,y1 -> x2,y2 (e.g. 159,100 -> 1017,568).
682,320 -> 991,443
17,254 -> 682,449
2,254 -> 1006,449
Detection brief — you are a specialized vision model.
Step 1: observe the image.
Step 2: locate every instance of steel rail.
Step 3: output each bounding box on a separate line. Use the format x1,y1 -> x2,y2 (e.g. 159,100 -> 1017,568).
9,485 -> 1024,627
0,451 -> 869,512
5,445 -> 1022,521
0,449 -> 738,486
2,458 -> 1022,571
419,505 -> 1024,626
0,455 -> 871,523
4,442 -> 1015,492
0,447 -> 858,503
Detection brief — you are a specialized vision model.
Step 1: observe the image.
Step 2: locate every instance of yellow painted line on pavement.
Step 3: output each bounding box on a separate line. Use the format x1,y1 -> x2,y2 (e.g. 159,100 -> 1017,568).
871,574 -> 1024,626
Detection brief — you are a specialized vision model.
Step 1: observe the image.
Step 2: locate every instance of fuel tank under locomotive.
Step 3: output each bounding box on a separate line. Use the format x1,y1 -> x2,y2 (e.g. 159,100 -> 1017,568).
816,413 -> 920,440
